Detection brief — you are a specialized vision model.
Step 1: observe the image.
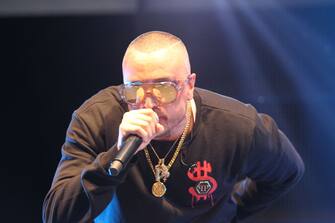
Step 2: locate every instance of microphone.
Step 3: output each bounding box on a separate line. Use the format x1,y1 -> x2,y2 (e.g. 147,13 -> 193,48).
108,135 -> 143,176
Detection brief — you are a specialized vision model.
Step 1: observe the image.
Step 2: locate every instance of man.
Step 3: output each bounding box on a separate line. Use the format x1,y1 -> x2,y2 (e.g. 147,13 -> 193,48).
43,31 -> 304,223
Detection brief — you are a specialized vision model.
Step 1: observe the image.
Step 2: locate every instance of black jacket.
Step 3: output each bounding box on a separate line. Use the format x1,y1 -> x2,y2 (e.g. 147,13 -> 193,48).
43,86 -> 304,223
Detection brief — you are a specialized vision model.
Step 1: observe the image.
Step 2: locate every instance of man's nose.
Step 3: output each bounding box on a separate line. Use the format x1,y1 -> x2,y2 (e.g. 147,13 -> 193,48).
143,95 -> 156,108
135,87 -> 156,108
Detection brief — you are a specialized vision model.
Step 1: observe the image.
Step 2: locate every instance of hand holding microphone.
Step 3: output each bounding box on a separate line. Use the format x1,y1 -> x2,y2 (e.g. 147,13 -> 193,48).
108,109 -> 165,176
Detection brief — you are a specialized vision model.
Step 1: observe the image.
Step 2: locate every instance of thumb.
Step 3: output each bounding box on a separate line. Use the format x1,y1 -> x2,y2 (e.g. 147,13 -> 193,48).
156,123 -> 165,134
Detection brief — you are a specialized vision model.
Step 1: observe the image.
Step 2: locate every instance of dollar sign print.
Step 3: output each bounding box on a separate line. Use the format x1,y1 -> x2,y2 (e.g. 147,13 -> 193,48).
187,160 -> 218,207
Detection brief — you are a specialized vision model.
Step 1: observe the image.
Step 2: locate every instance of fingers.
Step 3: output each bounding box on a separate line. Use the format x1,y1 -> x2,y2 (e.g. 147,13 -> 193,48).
123,119 -> 154,140
155,123 -> 165,134
122,111 -> 157,139
134,109 -> 159,123
117,109 -> 165,152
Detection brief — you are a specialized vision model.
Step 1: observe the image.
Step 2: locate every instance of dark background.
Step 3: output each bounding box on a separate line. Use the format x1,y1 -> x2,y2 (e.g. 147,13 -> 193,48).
1,1 -> 335,222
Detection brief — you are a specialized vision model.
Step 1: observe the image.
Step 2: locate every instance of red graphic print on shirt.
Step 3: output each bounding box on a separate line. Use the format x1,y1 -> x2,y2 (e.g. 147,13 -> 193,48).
187,160 -> 218,207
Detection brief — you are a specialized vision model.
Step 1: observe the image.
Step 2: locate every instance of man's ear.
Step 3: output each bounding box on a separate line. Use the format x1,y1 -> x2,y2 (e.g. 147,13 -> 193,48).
186,73 -> 196,100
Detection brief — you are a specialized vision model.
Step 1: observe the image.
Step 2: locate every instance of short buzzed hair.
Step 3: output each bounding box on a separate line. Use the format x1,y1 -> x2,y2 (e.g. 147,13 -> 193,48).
123,31 -> 191,74
127,31 -> 184,53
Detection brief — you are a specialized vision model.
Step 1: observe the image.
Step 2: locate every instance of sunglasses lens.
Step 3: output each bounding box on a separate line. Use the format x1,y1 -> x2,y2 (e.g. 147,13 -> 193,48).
122,83 -> 178,104
122,86 -> 140,104
154,84 -> 177,103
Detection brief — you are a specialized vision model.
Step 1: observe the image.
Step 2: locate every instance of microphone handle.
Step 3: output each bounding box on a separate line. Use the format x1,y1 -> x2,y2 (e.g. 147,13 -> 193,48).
108,135 -> 143,176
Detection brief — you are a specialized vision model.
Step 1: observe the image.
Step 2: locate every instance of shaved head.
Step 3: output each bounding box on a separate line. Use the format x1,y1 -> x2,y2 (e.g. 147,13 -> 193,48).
122,31 -> 191,82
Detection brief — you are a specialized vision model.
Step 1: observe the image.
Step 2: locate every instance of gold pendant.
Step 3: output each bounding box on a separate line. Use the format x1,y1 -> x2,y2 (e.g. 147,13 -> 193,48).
152,181 -> 166,197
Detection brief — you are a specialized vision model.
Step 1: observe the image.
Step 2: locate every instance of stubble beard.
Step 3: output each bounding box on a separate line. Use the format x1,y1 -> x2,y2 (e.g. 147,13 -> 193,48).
154,112 -> 187,141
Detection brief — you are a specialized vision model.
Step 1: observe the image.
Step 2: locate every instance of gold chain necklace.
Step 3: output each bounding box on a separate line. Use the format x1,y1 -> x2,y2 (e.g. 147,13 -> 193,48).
148,136 -> 179,169
144,101 -> 192,197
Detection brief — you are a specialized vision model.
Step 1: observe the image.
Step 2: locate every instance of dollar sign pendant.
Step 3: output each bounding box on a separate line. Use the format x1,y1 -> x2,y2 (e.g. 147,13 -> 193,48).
152,159 -> 168,197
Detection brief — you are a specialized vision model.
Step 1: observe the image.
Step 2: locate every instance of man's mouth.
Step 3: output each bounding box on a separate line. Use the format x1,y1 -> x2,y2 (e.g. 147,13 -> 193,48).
158,116 -> 167,122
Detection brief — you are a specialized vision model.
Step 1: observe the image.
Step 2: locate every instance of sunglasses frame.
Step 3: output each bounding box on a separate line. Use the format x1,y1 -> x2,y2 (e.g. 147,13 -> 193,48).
120,75 -> 191,105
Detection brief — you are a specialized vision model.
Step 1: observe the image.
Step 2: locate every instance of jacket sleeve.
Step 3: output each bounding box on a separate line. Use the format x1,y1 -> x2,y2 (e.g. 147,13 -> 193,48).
232,113 -> 305,220
42,112 -> 130,223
